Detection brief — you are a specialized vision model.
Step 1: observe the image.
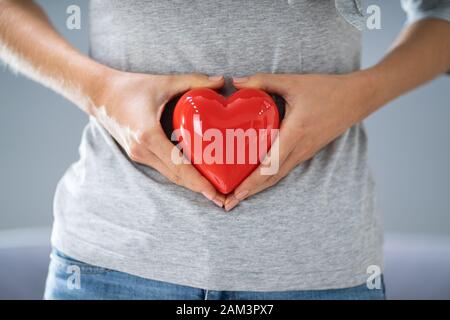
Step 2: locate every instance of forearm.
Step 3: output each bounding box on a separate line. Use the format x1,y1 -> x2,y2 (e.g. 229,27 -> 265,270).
0,0 -> 111,113
357,18 -> 450,120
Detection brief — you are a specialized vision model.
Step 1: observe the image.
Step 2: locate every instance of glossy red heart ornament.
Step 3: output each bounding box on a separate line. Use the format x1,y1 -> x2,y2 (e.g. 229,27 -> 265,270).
173,88 -> 280,194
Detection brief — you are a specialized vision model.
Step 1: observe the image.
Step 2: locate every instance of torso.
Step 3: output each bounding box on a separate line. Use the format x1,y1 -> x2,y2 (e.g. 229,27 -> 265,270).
51,0 -> 382,291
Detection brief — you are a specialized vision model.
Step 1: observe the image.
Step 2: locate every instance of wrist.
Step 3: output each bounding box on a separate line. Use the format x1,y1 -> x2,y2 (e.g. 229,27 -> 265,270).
345,68 -> 384,123
84,64 -> 120,115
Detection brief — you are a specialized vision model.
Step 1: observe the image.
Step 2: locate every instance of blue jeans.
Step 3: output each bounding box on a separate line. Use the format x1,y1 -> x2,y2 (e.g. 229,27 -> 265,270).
44,249 -> 386,300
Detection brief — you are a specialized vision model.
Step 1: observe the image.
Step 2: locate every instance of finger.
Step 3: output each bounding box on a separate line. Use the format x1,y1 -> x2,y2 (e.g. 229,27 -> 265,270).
167,73 -> 225,97
144,127 -> 225,207
232,73 -> 293,96
224,150 -> 300,212
228,123 -> 296,203
244,151 -> 300,200
138,136 -> 225,208
129,147 -> 180,184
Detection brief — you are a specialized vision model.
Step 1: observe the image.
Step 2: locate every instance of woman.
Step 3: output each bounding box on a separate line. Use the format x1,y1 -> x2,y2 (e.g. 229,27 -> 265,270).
0,0 -> 449,300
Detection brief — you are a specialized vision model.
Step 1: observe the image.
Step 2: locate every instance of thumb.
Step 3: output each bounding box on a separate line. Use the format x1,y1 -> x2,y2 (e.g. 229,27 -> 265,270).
168,74 -> 224,96
232,73 -> 292,96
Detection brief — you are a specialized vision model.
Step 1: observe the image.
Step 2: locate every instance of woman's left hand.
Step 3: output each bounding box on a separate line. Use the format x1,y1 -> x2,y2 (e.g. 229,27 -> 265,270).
224,72 -> 375,211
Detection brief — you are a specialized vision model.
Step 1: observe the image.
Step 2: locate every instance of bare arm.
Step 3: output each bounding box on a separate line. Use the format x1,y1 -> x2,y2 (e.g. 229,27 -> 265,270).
0,0 -> 226,207
0,0 -> 107,113
362,18 -> 450,119
227,18 -> 450,210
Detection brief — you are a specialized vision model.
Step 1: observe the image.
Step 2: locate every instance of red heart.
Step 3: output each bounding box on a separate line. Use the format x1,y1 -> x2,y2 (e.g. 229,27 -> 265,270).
173,88 -> 280,194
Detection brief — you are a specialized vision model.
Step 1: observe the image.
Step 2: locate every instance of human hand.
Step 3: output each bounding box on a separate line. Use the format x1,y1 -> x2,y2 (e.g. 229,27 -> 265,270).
224,72 -> 373,211
91,70 -> 226,207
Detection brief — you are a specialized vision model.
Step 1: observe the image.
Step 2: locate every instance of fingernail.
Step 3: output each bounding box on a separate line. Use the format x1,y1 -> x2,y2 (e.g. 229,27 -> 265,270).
209,75 -> 223,81
213,198 -> 224,208
235,190 -> 249,200
225,198 -> 239,212
233,77 -> 249,83
202,192 -> 224,208
202,191 -> 214,201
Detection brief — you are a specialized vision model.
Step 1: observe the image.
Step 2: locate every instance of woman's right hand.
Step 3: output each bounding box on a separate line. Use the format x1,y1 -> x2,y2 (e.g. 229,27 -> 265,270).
0,1 -> 225,207
90,70 -> 226,207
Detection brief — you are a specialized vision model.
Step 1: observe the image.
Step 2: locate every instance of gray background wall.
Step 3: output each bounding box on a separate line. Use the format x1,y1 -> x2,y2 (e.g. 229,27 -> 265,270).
0,0 -> 449,235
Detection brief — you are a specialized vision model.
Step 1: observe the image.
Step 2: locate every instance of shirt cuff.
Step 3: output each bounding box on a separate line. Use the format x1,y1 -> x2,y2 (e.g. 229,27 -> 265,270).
401,0 -> 450,25
401,0 -> 450,74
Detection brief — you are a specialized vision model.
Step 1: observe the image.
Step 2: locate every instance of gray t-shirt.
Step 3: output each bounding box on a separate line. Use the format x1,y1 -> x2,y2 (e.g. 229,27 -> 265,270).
51,0 -> 383,291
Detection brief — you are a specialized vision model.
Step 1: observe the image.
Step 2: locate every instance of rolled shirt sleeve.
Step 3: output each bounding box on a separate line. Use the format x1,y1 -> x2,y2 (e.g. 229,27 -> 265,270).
401,0 -> 450,24
401,0 -> 450,74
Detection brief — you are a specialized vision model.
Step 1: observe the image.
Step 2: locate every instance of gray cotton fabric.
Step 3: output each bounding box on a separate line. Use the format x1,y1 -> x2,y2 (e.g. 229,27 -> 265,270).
51,0 -> 382,291
401,0 -> 450,25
